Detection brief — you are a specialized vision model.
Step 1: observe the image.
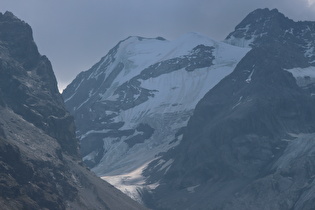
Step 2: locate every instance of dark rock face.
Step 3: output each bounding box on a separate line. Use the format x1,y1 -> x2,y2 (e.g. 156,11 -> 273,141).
124,123 -> 155,148
0,11 -> 77,156
144,9 -> 315,210
0,11 -> 147,210
225,8 -> 315,64
0,11 -> 40,69
0,139 -> 76,210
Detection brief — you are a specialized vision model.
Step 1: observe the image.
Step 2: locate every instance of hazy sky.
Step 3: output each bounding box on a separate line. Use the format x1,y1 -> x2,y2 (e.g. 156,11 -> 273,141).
1,0 -> 315,91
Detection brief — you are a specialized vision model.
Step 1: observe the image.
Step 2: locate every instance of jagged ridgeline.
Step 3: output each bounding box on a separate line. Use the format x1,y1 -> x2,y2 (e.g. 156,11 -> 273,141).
0,11 -> 147,210
64,8 -> 315,210
145,9 -> 315,210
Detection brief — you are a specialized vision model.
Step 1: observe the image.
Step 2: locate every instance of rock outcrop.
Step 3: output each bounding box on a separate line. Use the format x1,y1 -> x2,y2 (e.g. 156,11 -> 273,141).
0,11 -> 147,210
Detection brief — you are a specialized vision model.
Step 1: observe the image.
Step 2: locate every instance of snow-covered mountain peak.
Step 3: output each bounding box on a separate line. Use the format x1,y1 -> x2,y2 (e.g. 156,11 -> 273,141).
64,33 -> 246,109
63,31 -> 250,201
109,32 -> 220,65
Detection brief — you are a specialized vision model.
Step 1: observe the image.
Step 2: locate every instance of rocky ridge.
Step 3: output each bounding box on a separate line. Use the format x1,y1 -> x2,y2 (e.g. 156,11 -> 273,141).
143,8 -> 315,210
0,11 -> 147,210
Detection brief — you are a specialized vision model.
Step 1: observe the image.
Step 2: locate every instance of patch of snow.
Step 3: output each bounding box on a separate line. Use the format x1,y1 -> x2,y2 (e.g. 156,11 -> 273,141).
273,133 -> 315,169
64,92 -> 76,103
88,57 -> 109,80
177,134 -> 184,141
75,78 -> 85,92
133,93 -> 141,100
232,96 -> 243,110
105,94 -> 119,101
285,66 -> 315,87
158,159 -> 174,172
80,129 -> 110,140
224,35 -> 256,48
164,165 -> 172,174
303,39 -> 315,59
101,162 -> 158,204
74,98 -> 90,111
105,110 -> 115,115
65,78 -> 86,103
187,185 -> 200,193
25,81 -> 33,88
284,28 -> 294,35
305,46 -> 314,58
83,151 -> 98,161
286,66 -> 315,78
246,69 -> 255,83
154,159 -> 166,168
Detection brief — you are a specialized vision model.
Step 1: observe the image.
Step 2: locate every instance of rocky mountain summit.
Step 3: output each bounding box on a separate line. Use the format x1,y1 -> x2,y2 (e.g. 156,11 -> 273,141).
0,11 -> 147,210
143,8 -> 315,210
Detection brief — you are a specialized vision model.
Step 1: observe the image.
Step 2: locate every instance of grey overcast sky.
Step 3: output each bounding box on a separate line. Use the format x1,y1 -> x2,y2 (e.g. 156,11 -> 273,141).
1,0 -> 315,91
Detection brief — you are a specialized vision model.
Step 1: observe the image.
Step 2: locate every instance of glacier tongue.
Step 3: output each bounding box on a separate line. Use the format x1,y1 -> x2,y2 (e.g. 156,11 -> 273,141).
63,32 -> 250,201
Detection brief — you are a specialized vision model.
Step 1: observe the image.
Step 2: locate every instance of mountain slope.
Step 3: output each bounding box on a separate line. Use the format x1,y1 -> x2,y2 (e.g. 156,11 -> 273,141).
63,32 -> 249,201
0,11 -> 147,210
143,8 -> 315,210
